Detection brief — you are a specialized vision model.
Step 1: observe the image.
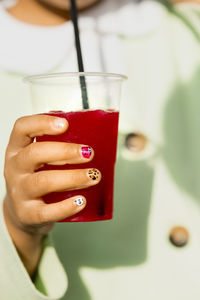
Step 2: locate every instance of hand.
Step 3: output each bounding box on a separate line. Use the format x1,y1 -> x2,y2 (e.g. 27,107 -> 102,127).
3,114 -> 101,276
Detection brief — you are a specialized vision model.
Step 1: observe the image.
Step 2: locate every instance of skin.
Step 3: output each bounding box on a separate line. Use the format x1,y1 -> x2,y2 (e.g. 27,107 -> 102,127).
39,0 -> 101,10
7,0 -> 101,26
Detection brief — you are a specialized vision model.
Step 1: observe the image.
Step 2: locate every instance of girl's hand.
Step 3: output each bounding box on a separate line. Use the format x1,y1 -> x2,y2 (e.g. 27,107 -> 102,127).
3,114 -> 101,276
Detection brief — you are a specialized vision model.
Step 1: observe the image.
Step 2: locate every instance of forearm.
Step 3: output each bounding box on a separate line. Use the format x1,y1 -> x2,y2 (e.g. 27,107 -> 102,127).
3,198 -> 43,278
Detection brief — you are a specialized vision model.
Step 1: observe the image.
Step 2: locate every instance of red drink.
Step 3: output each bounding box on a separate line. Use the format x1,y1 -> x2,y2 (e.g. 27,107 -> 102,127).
37,109 -> 119,222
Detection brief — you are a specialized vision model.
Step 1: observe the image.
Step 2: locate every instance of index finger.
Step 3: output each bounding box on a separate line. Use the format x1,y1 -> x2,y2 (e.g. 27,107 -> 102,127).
8,115 -> 68,152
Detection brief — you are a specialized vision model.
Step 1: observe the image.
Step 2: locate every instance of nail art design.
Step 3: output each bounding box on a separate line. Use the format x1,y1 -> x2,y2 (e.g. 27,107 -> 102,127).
81,146 -> 92,159
74,197 -> 84,206
88,169 -> 100,181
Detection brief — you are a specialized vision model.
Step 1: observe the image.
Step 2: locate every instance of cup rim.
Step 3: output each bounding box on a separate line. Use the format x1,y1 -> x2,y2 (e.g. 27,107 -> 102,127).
24,72 -> 127,84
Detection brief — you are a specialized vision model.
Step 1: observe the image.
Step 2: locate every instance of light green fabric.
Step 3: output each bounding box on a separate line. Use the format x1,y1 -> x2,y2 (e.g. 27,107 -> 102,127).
50,3 -> 200,300
0,200 -> 67,300
34,236 -> 68,297
1,1 -> 200,300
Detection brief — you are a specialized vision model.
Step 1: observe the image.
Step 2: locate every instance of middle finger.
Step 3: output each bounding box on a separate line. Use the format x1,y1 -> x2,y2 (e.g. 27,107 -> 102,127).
23,168 -> 101,198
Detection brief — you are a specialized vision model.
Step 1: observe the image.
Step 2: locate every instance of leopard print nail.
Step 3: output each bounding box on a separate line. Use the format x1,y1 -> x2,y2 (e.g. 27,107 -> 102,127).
88,168 -> 100,181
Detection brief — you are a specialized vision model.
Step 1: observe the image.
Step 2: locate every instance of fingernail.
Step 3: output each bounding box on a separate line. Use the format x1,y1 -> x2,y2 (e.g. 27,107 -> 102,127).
74,197 -> 84,206
81,146 -> 92,159
88,168 -> 100,181
54,118 -> 67,129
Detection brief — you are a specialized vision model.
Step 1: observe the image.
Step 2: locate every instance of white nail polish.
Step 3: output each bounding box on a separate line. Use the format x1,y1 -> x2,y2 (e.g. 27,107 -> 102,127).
74,197 -> 84,206
54,118 -> 66,129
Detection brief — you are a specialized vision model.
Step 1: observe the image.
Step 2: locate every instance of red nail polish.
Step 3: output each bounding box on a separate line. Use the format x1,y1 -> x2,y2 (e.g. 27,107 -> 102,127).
81,146 -> 92,159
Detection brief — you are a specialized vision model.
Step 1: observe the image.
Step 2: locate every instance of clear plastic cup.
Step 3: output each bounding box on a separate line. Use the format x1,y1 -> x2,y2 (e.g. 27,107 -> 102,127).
24,72 -> 126,222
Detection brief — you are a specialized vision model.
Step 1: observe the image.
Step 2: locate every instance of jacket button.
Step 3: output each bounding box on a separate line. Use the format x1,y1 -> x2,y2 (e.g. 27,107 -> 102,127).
169,226 -> 189,247
125,133 -> 147,153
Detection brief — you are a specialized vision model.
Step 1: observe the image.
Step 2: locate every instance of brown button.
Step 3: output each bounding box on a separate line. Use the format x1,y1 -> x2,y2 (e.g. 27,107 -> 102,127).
169,226 -> 189,247
125,133 -> 147,153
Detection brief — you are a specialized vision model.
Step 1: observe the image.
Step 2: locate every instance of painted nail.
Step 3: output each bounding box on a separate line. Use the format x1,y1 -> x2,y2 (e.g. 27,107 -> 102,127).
88,168 -> 100,181
81,146 -> 92,159
74,197 -> 84,206
54,118 -> 66,129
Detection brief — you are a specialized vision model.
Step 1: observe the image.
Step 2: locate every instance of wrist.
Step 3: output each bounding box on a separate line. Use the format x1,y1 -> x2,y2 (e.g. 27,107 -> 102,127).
3,197 -> 44,277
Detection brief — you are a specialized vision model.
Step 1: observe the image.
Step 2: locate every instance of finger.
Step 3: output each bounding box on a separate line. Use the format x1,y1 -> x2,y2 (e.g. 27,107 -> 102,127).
8,115 -> 68,152
17,142 -> 94,171
24,168 -> 101,198
23,195 -> 86,224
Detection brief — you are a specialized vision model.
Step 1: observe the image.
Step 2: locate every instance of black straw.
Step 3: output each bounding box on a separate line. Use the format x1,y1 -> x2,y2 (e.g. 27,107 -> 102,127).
70,0 -> 89,110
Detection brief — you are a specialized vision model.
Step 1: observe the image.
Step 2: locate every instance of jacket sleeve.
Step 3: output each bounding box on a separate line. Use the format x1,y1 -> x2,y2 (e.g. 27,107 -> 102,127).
0,200 -> 68,300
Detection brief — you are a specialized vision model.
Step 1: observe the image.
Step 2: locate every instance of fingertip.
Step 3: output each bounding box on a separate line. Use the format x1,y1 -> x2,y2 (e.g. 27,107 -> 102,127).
87,168 -> 101,184
80,146 -> 94,160
73,196 -> 87,209
53,117 -> 68,131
